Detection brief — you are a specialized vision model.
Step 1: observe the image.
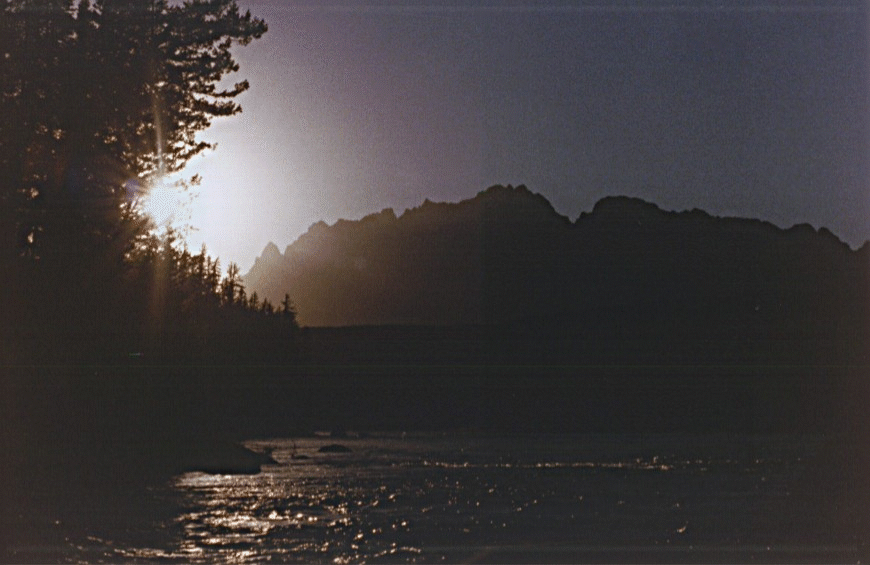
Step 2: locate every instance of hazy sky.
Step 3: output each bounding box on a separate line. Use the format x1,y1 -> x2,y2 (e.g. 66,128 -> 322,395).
175,0 -> 869,271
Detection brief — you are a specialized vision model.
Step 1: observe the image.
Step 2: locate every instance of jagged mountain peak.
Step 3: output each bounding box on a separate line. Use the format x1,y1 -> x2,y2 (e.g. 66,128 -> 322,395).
396,184 -> 570,227
588,195 -> 663,219
367,207 -> 398,222
242,186 -> 868,330
476,184 -> 566,217
250,241 -> 283,270
262,241 -> 281,260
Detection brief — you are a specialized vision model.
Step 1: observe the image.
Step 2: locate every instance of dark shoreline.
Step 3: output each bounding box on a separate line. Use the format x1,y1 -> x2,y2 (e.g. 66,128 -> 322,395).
3,325 -> 868,562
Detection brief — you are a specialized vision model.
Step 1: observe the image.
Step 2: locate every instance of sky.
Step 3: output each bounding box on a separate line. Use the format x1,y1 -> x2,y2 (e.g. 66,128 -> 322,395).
174,0 -> 870,271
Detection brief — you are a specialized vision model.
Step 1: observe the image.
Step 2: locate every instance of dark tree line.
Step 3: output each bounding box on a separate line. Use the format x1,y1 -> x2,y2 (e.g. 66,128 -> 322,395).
0,1 -> 299,365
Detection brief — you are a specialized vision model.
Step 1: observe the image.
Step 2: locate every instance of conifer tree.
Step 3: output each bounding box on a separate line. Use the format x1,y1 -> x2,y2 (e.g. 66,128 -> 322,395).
281,293 -> 297,324
0,1 -> 300,362
222,261 -> 241,305
1,0 -> 266,265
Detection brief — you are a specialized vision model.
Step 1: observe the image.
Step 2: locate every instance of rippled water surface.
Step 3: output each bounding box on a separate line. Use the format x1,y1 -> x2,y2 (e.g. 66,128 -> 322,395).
100,434 -> 861,563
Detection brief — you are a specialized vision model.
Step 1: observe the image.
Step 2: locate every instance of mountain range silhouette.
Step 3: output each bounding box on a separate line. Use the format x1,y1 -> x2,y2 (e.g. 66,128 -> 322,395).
244,184 -> 868,363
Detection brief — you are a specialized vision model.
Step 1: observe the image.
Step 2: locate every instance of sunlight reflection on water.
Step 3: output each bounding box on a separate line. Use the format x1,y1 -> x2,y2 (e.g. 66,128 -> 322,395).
112,433 -> 859,564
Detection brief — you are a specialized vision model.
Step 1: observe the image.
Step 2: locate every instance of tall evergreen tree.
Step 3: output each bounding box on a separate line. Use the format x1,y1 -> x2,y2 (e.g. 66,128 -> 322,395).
222,261 -> 241,305
1,0 -> 266,266
281,293 -> 297,323
1,0 -> 269,361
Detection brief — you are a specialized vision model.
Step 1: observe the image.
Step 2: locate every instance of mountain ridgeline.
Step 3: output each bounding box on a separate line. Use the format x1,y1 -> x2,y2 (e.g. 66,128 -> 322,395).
245,185 -> 869,362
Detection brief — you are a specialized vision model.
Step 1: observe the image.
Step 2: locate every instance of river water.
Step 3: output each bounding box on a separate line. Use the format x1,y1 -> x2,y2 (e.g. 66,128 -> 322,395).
51,432 -> 853,564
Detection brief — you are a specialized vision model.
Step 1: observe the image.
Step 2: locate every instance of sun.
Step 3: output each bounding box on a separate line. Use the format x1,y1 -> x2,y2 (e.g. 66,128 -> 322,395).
134,176 -> 195,233
142,182 -> 177,227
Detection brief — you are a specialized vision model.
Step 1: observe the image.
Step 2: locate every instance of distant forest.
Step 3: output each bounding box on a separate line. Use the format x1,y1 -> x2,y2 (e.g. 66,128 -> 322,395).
0,1 -> 299,366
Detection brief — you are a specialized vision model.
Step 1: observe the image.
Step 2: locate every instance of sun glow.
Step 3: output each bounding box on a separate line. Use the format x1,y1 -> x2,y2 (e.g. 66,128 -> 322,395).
133,175 -> 197,235
142,181 -> 178,227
